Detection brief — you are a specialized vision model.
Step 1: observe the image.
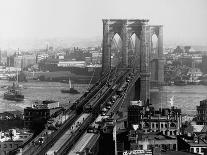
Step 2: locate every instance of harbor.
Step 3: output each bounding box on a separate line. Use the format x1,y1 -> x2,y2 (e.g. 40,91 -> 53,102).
0,80 -> 88,113
0,79 -> 206,116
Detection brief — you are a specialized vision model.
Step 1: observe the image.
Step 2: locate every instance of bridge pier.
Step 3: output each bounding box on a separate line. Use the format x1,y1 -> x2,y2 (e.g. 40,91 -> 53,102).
121,20 -> 129,68
102,19 -> 164,106
102,19 -> 111,74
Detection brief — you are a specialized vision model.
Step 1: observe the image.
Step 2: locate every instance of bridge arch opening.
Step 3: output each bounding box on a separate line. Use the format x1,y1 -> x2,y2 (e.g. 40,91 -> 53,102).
111,33 -> 122,68
151,34 -> 158,57
150,34 -> 159,82
129,33 -> 140,67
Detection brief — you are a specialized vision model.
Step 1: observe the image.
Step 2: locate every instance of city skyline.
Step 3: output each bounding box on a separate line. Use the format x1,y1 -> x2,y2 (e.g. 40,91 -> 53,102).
0,0 -> 207,49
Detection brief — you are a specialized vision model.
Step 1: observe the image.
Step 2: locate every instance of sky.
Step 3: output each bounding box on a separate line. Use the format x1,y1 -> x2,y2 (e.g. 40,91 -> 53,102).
0,0 -> 207,49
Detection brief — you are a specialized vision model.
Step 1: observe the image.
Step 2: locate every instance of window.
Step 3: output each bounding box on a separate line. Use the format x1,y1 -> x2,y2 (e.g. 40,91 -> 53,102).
148,145 -> 153,150
196,148 -> 199,153
170,123 -> 176,128
173,144 -> 176,150
139,145 -> 143,150
190,148 -> 194,152
161,124 -> 164,128
201,148 -> 205,153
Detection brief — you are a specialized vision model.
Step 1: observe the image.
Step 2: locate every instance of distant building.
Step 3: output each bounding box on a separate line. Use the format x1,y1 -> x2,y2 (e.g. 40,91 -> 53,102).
0,50 -> 1,64
184,46 -> 191,53
57,61 -> 86,67
7,56 -> 15,67
85,57 -> 92,65
187,68 -> 203,82
14,56 -> 23,68
92,52 -> 102,64
174,46 -> 184,54
37,53 -> 49,62
1,57 -> 7,66
22,54 -> 36,69
201,56 -> 207,74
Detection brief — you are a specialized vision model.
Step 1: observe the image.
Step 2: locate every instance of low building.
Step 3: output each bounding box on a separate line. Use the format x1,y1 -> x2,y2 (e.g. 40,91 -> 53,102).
0,129 -> 33,155
24,100 -> 62,131
57,61 -> 86,67
187,68 -> 203,82
37,53 -> 49,62
197,99 -> 207,125
178,135 -> 207,155
129,132 -> 177,152
128,102 -> 182,137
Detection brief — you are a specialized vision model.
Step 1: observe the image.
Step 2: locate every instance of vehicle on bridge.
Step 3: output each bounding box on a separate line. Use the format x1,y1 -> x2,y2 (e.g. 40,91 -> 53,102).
45,113 -> 91,155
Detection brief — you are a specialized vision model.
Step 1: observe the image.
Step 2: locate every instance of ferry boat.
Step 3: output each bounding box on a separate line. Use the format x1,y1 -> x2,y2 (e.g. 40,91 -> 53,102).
174,80 -> 187,86
3,87 -> 24,101
3,71 -> 24,101
60,78 -> 79,94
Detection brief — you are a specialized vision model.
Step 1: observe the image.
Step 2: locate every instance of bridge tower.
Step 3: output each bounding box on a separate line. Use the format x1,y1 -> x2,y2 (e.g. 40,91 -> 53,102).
102,19 -> 164,103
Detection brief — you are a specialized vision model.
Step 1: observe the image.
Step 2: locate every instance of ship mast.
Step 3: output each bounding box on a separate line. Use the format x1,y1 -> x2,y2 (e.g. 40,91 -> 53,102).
16,69 -> 18,84
69,77 -> 72,89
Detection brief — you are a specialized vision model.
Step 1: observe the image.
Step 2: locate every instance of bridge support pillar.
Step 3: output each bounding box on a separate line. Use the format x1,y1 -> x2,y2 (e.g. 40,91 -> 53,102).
102,19 -> 111,74
156,26 -> 164,84
121,20 -> 129,67
140,26 -> 151,104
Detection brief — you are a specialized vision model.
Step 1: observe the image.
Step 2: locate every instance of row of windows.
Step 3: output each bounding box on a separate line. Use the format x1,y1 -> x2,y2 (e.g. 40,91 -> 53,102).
0,143 -> 20,149
130,129 -> 178,137
197,116 -> 207,121
190,147 -> 206,154
135,144 -> 176,151
141,122 -> 177,129
197,110 -> 207,114
24,111 -> 49,116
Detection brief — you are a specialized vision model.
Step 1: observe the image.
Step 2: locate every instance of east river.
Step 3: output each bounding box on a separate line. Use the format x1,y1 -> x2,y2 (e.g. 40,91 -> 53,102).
0,80 -> 207,116
0,80 -> 88,113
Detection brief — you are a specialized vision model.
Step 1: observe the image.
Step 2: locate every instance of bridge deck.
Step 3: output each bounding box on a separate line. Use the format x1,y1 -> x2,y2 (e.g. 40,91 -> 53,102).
67,132 -> 98,155
46,113 -> 90,155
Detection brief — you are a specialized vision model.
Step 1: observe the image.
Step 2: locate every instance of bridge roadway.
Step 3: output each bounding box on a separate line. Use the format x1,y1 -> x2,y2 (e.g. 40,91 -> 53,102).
21,71 -> 115,155
64,70 -> 140,154
44,69 -> 130,155
107,70 -> 141,119
25,68 -> 130,155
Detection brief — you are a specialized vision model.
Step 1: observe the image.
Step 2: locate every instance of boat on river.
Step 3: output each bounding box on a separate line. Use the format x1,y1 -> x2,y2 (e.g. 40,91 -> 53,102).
61,78 -> 79,94
3,71 -> 24,101
3,87 -> 24,101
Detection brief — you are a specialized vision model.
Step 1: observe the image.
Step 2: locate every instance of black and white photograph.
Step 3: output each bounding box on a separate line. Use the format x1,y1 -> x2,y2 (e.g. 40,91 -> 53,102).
0,0 -> 207,154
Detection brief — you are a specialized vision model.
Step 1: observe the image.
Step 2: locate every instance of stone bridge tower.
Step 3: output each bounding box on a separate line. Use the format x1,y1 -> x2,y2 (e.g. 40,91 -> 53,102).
102,19 -> 164,103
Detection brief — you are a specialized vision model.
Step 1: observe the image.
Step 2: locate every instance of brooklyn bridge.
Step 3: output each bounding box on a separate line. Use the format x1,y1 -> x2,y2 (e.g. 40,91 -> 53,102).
17,19 -> 164,155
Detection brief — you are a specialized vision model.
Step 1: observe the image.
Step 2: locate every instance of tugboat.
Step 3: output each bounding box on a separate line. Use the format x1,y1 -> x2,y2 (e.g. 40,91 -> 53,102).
3,83 -> 24,101
61,78 -> 79,94
3,71 -> 24,101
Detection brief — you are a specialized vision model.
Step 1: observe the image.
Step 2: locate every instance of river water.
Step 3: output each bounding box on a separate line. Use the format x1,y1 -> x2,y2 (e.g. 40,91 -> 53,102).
0,80 -> 88,113
0,80 -> 206,116
152,85 -> 207,116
